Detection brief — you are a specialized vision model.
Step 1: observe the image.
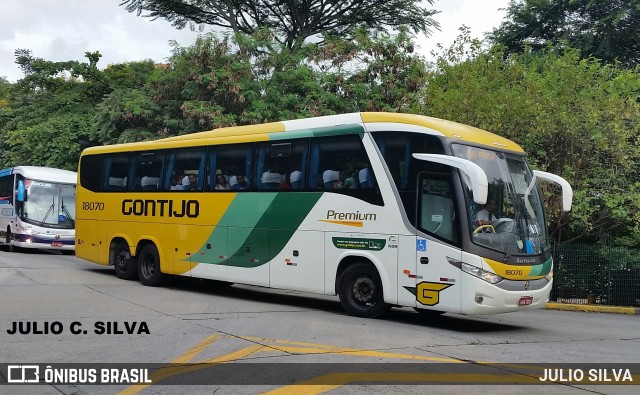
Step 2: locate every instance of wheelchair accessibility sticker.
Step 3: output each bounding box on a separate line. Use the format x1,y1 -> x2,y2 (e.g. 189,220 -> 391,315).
416,238 -> 427,252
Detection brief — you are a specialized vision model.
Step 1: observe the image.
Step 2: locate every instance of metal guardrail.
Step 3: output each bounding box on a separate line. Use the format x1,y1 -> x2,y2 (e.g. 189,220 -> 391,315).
550,242 -> 640,307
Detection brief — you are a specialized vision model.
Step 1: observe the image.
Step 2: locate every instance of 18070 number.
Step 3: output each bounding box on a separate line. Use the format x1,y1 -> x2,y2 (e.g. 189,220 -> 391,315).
82,202 -> 105,210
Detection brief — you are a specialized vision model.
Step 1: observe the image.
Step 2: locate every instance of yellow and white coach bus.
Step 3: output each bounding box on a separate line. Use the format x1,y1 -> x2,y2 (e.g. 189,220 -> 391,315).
75,112 -> 572,317
0,166 -> 77,252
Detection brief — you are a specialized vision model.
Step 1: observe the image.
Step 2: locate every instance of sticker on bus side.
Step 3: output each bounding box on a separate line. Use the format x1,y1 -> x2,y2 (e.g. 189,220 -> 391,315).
332,237 -> 386,251
404,282 -> 453,306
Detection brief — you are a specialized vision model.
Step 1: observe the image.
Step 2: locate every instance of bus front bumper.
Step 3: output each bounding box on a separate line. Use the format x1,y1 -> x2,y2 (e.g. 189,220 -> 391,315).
459,273 -> 552,315
12,234 -> 75,251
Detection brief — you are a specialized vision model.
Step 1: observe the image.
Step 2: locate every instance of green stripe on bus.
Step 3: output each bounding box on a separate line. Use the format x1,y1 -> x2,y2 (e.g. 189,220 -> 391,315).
528,257 -> 552,276
269,124 -> 364,141
191,192 -> 322,267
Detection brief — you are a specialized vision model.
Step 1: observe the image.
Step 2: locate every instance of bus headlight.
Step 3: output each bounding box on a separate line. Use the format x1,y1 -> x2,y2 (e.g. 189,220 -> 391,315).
460,262 -> 503,284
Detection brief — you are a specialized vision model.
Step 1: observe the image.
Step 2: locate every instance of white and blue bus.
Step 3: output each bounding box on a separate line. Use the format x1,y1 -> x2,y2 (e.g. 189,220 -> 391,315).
0,166 -> 77,252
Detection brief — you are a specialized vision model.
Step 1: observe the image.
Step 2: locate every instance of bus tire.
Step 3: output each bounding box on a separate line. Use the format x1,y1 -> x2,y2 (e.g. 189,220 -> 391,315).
137,244 -> 164,286
338,262 -> 389,318
113,244 -> 138,280
6,227 -> 15,252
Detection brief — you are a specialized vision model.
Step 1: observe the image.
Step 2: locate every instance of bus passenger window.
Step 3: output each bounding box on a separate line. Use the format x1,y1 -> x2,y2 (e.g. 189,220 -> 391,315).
165,148 -> 205,191
104,154 -> 129,191
254,140 -> 307,191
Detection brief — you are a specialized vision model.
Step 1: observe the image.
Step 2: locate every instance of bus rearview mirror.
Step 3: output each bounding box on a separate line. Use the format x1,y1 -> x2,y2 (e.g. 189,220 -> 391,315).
533,170 -> 573,211
412,154 -> 488,204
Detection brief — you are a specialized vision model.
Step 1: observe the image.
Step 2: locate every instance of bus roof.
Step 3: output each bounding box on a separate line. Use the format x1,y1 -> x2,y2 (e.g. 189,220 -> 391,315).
81,112 -> 523,155
359,113 -> 523,153
0,166 -> 77,184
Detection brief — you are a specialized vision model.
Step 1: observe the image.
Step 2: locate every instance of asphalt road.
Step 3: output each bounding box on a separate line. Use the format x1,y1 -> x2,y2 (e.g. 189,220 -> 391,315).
0,248 -> 638,395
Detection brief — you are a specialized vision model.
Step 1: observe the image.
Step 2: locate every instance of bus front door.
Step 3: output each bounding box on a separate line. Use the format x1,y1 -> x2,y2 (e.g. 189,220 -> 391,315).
414,173 -> 462,314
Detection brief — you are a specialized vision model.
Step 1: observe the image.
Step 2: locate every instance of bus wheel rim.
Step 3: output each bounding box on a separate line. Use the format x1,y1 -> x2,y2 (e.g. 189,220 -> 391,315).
142,255 -> 155,277
116,251 -> 130,271
352,277 -> 376,304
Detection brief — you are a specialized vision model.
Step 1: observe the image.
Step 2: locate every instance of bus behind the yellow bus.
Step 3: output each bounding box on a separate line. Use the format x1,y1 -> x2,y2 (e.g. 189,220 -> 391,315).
0,166 -> 77,252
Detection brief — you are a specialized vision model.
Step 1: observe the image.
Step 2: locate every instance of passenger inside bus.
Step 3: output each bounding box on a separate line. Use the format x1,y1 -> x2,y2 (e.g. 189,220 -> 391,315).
231,175 -> 249,190
183,174 -> 199,191
170,175 -> 183,190
214,173 -> 230,190
475,200 -> 498,226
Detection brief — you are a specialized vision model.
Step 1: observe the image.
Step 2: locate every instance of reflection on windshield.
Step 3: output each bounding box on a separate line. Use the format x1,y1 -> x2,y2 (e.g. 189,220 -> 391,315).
20,179 -> 76,229
451,144 -> 548,256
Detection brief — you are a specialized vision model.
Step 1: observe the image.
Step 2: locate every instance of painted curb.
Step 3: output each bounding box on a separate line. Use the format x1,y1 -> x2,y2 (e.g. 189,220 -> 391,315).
545,302 -> 639,315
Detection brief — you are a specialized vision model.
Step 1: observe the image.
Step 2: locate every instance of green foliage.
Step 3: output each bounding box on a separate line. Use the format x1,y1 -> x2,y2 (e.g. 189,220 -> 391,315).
490,0 -> 640,67
422,30 -> 640,244
94,30 -> 427,137
121,0 -> 440,50
4,113 -> 93,169
0,51 -> 109,170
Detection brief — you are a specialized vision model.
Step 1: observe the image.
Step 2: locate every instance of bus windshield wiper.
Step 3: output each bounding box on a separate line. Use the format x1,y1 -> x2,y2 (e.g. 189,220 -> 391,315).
39,196 -> 55,226
503,205 -> 520,262
61,196 -> 74,224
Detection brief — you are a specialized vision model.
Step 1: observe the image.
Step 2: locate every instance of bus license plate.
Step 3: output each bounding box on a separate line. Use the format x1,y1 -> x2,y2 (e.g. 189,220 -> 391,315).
51,242 -> 63,247
518,296 -> 533,306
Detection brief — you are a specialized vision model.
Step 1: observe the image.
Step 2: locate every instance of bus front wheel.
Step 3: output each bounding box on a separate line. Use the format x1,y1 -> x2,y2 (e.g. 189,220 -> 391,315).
137,244 -> 164,286
5,227 -> 15,252
338,262 -> 389,318
113,244 -> 138,280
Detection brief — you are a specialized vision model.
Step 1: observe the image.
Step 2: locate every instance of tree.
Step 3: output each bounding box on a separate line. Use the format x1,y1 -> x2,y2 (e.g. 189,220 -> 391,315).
422,31 -> 640,245
94,29 -> 428,139
0,51 -> 109,170
490,0 -> 640,67
120,0 -> 440,50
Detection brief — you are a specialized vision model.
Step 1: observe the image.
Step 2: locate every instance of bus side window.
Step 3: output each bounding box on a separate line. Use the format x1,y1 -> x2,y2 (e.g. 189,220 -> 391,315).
210,144 -> 254,191
0,173 -> 14,203
165,148 -> 205,191
104,154 -> 129,191
309,135 -> 376,195
255,140 -> 307,191
131,151 -> 164,192
79,155 -> 103,192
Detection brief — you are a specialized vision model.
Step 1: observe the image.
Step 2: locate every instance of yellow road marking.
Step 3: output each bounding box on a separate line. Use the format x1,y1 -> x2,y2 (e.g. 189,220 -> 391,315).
259,346 -> 460,363
117,338 -> 263,395
173,333 -> 222,363
115,333 -> 481,395
240,336 -> 337,349
241,336 -> 460,362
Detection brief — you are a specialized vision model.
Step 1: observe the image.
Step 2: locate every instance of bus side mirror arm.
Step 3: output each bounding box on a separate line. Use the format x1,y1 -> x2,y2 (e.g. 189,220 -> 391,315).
533,170 -> 573,211
412,154 -> 488,204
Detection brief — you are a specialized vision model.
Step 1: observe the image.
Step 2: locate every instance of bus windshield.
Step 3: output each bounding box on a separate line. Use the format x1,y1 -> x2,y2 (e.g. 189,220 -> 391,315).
20,179 -> 76,229
451,144 -> 548,256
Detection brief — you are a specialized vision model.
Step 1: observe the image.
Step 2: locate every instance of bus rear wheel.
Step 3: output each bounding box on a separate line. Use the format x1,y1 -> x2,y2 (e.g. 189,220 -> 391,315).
113,244 -> 137,280
137,244 -> 164,286
338,262 -> 389,318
